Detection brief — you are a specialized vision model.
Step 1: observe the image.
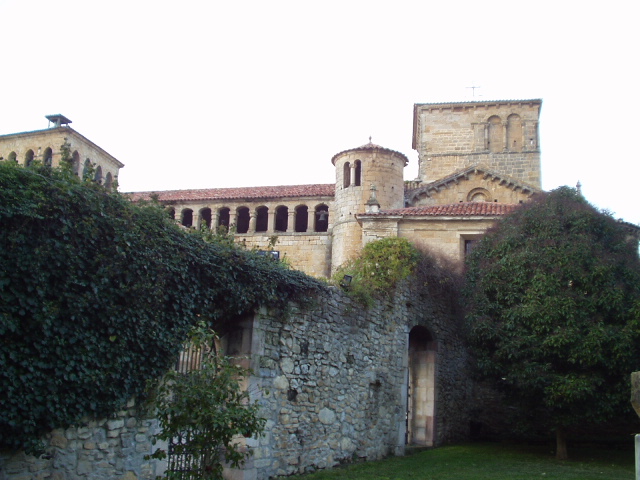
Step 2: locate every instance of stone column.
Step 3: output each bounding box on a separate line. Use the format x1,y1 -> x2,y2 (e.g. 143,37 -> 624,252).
229,211 -> 238,232
249,212 -> 257,233
631,372 -> 640,480
211,211 -> 219,231
288,210 -> 296,233
502,122 -> 508,152
267,210 -> 276,234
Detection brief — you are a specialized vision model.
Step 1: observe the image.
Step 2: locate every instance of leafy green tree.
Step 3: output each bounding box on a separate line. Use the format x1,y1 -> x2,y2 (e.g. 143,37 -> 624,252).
0,161 -> 321,453
464,187 -> 640,459
148,322 -> 265,480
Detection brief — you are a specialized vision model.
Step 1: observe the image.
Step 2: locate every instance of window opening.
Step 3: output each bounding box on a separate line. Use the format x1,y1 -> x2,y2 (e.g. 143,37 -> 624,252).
354,160 -> 362,186
236,207 -> 250,234
217,208 -> 230,232
181,209 -> 193,228
275,206 -> 288,232
295,205 -> 308,232
255,206 -> 268,232
43,147 -> 53,167
25,149 -> 34,166
343,162 -> 351,188
314,205 -> 329,232
200,208 -> 212,229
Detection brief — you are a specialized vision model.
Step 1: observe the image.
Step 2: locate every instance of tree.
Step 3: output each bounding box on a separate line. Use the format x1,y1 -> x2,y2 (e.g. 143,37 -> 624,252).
0,160 -> 321,453
464,187 -> 640,459
148,322 -> 265,480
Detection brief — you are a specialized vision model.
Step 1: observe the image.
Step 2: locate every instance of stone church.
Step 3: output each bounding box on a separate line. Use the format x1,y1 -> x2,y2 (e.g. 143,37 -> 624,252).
128,99 -> 543,277
1,99 -> 546,480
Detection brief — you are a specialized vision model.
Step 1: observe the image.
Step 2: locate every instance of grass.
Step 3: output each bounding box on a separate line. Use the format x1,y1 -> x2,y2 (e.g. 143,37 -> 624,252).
286,442 -> 635,480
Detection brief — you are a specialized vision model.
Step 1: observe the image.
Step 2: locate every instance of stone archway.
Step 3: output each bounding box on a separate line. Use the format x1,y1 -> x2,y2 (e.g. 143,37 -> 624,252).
407,325 -> 436,446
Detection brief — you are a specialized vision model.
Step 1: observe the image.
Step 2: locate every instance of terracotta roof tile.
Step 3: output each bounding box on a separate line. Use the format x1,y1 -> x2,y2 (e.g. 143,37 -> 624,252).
365,202 -> 521,217
128,184 -> 335,203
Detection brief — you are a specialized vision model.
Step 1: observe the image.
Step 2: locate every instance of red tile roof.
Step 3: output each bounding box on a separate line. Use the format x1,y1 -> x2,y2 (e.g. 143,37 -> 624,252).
364,202 -> 521,217
128,184 -> 335,203
331,141 -> 409,165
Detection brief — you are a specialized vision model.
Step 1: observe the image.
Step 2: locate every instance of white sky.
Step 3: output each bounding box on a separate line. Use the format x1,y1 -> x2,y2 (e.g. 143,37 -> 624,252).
1,0 -> 638,225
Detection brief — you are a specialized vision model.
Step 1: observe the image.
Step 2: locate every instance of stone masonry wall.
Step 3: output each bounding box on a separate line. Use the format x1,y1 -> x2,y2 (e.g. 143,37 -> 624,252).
0,400 -> 165,480
231,285 -> 471,479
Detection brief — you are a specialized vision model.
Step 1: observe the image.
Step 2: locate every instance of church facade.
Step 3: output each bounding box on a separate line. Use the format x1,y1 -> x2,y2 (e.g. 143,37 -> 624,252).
131,99 -> 542,277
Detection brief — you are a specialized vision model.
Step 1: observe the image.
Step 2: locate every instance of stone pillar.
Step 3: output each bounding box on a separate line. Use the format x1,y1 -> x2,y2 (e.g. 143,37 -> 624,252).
288,210 -> 296,233
230,211 -> 238,231
211,211 -> 219,231
631,372 -> 640,480
267,210 -> 276,233
502,122 -> 508,152
249,212 -> 257,233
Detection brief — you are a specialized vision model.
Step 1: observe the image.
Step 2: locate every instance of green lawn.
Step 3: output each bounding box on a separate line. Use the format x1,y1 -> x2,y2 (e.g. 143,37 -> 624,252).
286,443 -> 635,480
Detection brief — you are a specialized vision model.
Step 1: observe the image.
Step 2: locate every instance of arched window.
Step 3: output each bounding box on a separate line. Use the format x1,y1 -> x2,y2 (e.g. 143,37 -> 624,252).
72,151 -> 80,176
43,147 -> 53,167
83,159 -> 92,179
218,207 -> 230,232
104,172 -> 113,190
343,162 -> 351,188
94,166 -> 103,184
181,209 -> 193,228
7,151 -> 17,163
488,116 -> 503,153
25,149 -> 34,166
354,160 -> 362,186
236,207 -> 250,234
200,208 -> 212,229
275,206 -> 289,232
506,114 -> 522,152
294,205 -> 308,233
407,325 -> 436,447
167,207 -> 176,220
467,188 -> 491,202
314,205 -> 329,232
255,206 -> 268,232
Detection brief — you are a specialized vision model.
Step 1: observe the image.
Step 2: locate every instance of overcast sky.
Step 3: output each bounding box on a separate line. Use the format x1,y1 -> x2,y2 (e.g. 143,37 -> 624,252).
1,0 -> 638,224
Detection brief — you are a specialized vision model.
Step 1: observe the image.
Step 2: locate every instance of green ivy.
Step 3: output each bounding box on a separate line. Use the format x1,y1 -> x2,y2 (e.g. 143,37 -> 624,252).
333,237 -> 421,306
0,161 -> 323,453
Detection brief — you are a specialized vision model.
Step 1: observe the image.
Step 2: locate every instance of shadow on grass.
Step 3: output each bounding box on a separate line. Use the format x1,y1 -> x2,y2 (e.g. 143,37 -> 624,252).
286,442 -> 635,480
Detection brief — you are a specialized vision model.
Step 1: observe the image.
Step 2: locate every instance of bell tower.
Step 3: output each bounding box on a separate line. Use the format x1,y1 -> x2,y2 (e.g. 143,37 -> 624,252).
330,140 -> 408,271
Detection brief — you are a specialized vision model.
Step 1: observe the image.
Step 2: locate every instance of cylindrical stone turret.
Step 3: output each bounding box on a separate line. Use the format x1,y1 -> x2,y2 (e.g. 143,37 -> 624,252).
330,140 -> 408,271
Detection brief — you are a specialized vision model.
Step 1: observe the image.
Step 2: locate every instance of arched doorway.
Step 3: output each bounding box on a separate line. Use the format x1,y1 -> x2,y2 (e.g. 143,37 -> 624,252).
407,325 -> 436,446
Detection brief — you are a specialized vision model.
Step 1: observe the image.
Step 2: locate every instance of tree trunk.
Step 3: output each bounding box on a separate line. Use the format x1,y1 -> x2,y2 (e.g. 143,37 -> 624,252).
556,426 -> 568,460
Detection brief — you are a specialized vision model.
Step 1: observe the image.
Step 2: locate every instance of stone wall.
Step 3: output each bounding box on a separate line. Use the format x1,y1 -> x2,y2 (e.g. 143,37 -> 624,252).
2,285 -> 469,480
0,400 -> 165,480
413,100 -> 541,188
220,285 -> 471,479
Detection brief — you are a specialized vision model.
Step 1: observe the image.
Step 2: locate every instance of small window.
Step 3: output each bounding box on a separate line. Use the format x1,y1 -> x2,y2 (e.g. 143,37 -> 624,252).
354,160 -> 362,186
343,162 -> 351,188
